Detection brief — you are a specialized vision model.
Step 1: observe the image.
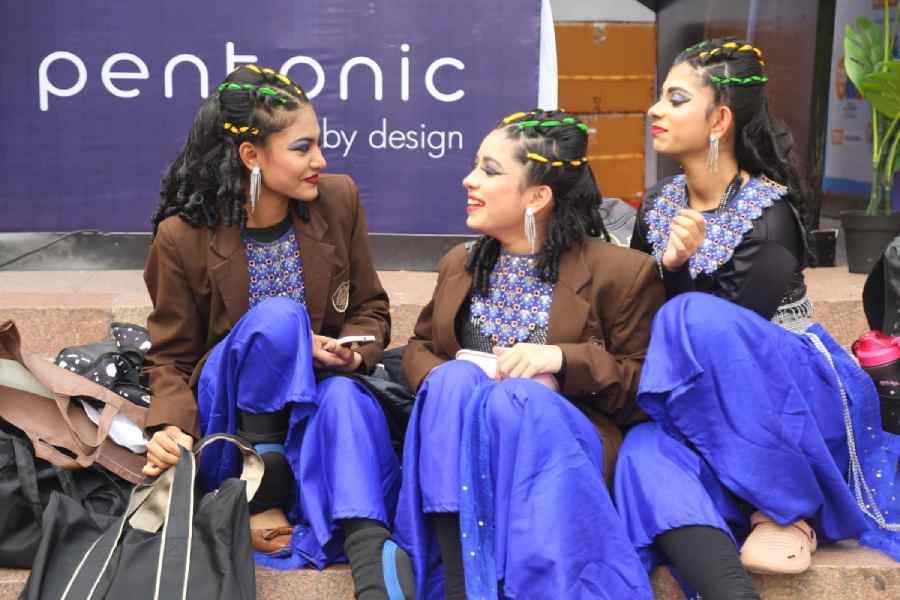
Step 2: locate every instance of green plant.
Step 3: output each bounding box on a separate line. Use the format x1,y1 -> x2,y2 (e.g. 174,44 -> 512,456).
845,1 -> 900,215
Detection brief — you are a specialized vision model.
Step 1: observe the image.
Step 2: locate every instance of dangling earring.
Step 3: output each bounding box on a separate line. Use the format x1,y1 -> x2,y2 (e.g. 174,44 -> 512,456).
707,134 -> 719,172
249,166 -> 261,214
524,207 -> 537,254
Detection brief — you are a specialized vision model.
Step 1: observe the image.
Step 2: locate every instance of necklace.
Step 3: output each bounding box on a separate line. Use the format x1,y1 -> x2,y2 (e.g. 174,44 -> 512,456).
716,173 -> 744,211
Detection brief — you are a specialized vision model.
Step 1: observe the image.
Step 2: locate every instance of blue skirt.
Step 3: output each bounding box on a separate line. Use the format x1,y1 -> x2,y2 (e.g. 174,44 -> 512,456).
394,360 -> 653,600
196,297 -> 401,569
614,293 -> 899,589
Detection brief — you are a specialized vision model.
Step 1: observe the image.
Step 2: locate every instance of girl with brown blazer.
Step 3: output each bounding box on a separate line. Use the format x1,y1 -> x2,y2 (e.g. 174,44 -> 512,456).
393,110 -> 665,600
142,65 -> 413,600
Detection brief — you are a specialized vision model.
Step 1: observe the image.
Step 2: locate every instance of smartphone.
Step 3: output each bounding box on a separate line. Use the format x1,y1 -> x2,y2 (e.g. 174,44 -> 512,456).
335,335 -> 376,347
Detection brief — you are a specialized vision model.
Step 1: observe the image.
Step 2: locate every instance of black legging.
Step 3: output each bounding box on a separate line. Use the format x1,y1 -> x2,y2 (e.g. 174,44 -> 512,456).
657,526 -> 760,600
237,409 -> 293,511
431,513 -> 467,600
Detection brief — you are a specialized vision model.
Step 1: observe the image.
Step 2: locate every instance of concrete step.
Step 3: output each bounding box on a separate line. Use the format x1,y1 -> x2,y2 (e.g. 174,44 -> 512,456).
0,541 -> 896,599
0,270 -> 436,357
0,266 -> 871,358
0,265 -> 893,599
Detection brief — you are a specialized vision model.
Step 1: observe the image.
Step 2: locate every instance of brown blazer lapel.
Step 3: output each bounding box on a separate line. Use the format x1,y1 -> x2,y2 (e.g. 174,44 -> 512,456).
293,204 -> 336,332
548,244 -> 592,343
434,268 -> 472,357
208,225 -> 250,328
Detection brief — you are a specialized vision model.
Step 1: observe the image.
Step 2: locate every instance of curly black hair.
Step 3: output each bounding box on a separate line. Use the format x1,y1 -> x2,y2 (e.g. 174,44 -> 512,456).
673,39 -> 809,225
151,65 -> 311,236
465,109 -> 610,296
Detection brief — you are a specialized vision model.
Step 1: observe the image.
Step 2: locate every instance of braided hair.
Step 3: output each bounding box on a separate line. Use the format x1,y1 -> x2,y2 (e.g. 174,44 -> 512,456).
151,65 -> 311,235
465,110 -> 610,296
674,39 -> 809,224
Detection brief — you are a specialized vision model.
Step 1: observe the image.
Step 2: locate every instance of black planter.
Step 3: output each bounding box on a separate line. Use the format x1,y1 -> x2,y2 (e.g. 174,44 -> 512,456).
840,210 -> 900,274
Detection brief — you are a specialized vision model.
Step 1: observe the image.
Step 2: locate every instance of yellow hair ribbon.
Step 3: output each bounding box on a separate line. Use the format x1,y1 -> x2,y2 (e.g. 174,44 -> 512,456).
246,65 -> 261,73
275,73 -> 291,85
502,111 -> 529,124
527,152 -> 549,163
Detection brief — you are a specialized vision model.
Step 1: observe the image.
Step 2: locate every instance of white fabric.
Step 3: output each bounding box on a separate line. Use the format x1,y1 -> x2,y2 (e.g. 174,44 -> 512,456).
80,400 -> 148,454
538,0 -> 558,110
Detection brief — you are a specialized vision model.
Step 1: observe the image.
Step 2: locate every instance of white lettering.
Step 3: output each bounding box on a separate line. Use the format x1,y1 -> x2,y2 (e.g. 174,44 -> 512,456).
280,56 -> 325,99
38,51 -> 87,111
425,57 -> 465,102
101,53 -> 149,99
164,54 -> 209,98
400,43 -> 411,102
340,57 -> 383,101
226,42 -> 258,73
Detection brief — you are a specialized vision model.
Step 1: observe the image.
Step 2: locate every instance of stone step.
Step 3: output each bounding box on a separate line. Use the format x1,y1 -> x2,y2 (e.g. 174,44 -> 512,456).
0,266 -> 893,598
0,266 -> 871,358
1,541 -> 896,599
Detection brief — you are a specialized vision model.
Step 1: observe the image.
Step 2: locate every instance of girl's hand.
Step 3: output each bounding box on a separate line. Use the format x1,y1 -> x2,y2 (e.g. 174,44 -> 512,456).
143,425 -> 194,477
662,209 -> 705,271
312,334 -> 363,372
493,343 -> 563,379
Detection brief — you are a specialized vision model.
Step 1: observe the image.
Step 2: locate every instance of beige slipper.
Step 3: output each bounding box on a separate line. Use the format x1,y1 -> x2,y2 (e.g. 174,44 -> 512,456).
250,507 -> 293,555
740,511 -> 817,575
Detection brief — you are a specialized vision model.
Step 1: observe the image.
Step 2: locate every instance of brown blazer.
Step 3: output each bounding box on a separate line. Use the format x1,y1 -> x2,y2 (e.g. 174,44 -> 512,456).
142,173 -> 390,438
402,239 -> 664,480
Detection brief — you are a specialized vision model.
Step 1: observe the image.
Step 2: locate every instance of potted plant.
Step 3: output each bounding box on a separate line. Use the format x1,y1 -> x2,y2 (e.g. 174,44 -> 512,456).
842,1 -> 900,274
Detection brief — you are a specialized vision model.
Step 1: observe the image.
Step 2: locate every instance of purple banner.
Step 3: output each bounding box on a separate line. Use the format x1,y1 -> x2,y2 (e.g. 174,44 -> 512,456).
1,1 -> 541,234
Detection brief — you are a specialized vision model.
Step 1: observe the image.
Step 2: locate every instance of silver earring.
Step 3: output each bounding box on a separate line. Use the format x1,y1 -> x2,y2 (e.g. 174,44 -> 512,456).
524,207 -> 537,254
249,166 -> 261,214
707,134 -> 719,172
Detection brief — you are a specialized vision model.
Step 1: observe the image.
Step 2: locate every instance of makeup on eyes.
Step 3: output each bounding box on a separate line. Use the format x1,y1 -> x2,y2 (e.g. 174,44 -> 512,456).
481,156 -> 504,175
667,86 -> 691,106
288,138 -> 313,152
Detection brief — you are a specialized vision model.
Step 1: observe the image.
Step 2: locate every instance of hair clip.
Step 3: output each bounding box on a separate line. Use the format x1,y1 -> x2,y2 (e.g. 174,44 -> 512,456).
502,111 -> 531,124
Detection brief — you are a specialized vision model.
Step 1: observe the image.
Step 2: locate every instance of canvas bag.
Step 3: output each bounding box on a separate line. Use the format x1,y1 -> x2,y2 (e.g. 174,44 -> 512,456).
21,433 -> 263,600
0,320 -> 146,482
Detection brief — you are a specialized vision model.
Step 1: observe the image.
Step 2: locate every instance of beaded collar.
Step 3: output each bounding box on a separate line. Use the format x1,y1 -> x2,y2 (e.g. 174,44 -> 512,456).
243,228 -> 306,309
470,252 -> 553,347
644,174 -> 789,278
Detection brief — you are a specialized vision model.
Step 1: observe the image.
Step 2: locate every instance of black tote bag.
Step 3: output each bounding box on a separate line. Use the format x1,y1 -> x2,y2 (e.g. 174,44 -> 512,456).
21,434 -> 263,600
0,423 -> 131,568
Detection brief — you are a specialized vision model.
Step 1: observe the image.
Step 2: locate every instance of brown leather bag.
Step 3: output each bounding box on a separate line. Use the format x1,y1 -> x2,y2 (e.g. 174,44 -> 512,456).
0,320 -> 146,483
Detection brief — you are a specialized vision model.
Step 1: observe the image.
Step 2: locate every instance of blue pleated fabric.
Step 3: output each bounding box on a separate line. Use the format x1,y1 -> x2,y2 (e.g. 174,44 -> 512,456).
394,360 -> 653,600
614,292 -> 900,597
196,297 -> 401,569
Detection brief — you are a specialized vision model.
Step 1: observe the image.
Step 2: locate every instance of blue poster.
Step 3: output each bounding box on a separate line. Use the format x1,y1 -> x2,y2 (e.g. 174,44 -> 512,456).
0,1 -> 542,234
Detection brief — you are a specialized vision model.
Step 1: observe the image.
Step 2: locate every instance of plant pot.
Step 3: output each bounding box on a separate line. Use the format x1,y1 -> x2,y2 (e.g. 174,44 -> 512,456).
808,229 -> 838,268
840,210 -> 900,274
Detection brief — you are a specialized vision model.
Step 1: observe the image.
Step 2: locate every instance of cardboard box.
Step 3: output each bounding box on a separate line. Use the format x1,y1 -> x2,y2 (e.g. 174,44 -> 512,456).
590,156 -> 644,206
578,113 -> 645,205
556,22 -> 656,113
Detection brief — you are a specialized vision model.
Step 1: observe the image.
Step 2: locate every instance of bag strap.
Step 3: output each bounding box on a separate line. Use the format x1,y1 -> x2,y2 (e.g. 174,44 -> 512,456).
128,433 -> 263,534
0,358 -> 117,456
193,433 -> 264,502
59,475 -> 166,600
10,434 -> 44,522
0,358 -> 54,399
153,447 -> 196,600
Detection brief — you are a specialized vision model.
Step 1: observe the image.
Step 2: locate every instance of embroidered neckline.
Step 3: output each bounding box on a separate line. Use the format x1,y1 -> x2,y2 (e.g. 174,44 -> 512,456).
243,229 -> 306,308
645,175 -> 789,277
469,252 -> 553,347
